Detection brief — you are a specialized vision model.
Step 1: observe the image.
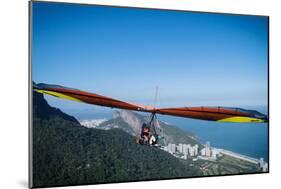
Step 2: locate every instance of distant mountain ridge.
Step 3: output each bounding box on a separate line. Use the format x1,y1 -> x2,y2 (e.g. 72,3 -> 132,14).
95,110 -> 202,147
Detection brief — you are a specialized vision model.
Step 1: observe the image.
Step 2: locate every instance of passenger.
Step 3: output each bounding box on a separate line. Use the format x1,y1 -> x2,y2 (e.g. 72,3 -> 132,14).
149,135 -> 156,145
149,134 -> 158,145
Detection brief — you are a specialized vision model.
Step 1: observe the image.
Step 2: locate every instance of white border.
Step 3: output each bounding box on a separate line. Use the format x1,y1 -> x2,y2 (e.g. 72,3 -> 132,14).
1,0 -> 280,189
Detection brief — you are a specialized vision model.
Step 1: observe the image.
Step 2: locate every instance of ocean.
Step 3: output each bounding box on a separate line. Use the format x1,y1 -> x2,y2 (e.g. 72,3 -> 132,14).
159,115 -> 269,162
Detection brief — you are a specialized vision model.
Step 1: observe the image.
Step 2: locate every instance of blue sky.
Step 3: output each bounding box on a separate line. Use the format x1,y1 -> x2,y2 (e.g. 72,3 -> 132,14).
32,2 -> 268,113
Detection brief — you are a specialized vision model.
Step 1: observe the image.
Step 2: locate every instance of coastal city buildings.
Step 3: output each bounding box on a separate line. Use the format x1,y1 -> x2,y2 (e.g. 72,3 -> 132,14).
259,158 -> 268,172
161,141 -> 268,172
167,143 -> 176,154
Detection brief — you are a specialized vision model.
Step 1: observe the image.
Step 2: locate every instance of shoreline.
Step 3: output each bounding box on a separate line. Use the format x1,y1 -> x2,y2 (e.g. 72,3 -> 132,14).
213,147 -> 267,164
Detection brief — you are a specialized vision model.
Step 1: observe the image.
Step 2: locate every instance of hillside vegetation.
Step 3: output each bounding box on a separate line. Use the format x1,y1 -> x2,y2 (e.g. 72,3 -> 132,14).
32,92 -> 202,187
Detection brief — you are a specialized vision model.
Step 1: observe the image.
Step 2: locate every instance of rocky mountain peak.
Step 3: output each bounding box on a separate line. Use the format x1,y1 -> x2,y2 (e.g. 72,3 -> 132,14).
100,110 -> 201,147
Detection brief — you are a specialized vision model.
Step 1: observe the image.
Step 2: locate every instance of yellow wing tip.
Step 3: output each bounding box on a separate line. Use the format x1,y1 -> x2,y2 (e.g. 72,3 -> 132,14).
218,116 -> 266,123
33,89 -> 83,103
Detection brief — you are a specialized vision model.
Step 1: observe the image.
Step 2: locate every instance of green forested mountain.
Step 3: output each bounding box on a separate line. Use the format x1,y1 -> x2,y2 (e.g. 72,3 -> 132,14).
33,91 -> 79,124
32,91 -> 202,188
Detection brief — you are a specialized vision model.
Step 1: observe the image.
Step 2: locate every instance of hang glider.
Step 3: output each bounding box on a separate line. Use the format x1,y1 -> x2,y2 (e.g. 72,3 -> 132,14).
33,83 -> 268,123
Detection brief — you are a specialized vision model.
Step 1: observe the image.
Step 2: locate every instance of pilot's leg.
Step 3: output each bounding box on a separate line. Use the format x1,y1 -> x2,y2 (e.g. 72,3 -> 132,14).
149,135 -> 156,145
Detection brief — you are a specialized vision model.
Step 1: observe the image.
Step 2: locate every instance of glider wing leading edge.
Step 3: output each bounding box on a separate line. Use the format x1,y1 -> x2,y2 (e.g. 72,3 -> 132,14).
33,83 -> 154,112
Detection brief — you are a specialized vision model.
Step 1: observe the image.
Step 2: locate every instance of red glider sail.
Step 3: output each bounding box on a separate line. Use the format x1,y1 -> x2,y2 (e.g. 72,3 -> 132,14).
33,83 -> 154,112
33,83 -> 268,123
